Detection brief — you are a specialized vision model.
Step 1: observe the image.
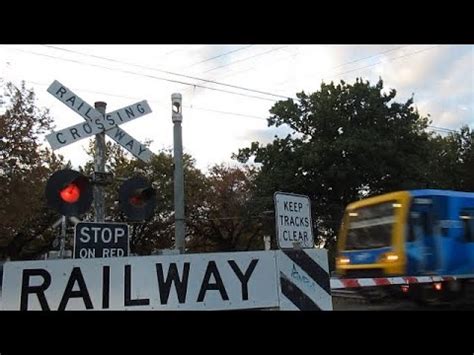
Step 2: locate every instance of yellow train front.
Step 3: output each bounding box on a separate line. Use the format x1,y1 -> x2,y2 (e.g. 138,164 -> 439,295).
336,191 -> 409,278
336,189 -> 474,277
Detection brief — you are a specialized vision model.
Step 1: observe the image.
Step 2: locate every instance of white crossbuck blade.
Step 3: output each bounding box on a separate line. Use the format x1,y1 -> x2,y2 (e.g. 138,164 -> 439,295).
45,80 -> 154,163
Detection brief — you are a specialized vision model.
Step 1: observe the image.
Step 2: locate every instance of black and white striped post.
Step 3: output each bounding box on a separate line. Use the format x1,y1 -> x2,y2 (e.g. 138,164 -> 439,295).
273,191 -> 333,310
277,249 -> 332,310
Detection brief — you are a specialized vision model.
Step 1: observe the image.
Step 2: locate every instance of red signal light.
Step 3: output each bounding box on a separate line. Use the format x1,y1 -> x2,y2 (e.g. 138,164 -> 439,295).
46,169 -> 93,216
60,183 -> 80,203
129,194 -> 144,207
119,177 -> 156,221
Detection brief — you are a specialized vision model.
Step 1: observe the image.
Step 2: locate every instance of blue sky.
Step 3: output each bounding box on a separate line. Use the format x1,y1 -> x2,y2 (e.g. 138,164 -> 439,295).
0,45 -> 472,171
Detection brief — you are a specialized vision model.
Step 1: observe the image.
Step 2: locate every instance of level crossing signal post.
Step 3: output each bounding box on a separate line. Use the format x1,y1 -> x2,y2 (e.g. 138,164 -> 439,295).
41,81 -> 187,259
172,93 -> 185,253
93,101 -> 107,223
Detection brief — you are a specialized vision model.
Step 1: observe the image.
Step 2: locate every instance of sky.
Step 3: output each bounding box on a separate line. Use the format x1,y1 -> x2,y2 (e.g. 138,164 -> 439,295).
0,44 -> 473,172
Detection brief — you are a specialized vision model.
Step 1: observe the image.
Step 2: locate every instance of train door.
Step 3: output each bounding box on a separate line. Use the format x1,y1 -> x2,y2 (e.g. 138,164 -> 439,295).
460,208 -> 474,272
406,211 -> 424,274
410,198 -> 439,274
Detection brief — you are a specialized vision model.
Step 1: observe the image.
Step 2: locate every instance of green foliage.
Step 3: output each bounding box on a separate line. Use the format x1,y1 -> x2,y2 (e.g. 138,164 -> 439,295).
187,164 -> 266,252
83,140 -> 265,255
234,78 -> 470,253
428,125 -> 474,191
0,81 -> 68,260
81,139 -> 208,255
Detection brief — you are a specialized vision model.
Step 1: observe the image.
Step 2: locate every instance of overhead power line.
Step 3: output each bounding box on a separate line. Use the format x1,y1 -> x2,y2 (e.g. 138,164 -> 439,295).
429,125 -> 458,133
2,46 -> 278,102
176,46 -> 416,101
180,46 -> 300,98
273,45 -> 408,89
2,45 -> 459,135
11,78 -> 460,134
328,45 -> 441,79
14,78 -> 460,137
182,46 -> 407,99
5,45 -> 442,106
12,78 -> 268,121
330,46 -> 407,71
43,45 -> 291,100
187,45 -> 253,67
202,46 -> 290,73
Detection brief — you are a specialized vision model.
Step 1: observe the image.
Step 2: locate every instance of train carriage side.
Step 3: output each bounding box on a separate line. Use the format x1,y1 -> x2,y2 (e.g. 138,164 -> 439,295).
335,189 -> 474,304
337,189 -> 474,277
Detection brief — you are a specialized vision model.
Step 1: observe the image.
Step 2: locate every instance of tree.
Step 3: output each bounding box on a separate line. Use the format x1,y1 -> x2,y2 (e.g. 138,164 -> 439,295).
235,78 -> 435,255
428,126 -> 474,191
81,140 -> 210,255
458,126 -> 474,191
0,81 -> 67,260
83,141 -> 268,254
187,164 -> 266,252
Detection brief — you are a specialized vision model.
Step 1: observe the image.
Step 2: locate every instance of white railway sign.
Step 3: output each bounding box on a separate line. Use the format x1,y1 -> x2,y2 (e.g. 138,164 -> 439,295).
45,80 -> 154,163
1,250 -> 333,311
274,192 -> 315,249
1,251 -> 279,311
74,222 -> 129,259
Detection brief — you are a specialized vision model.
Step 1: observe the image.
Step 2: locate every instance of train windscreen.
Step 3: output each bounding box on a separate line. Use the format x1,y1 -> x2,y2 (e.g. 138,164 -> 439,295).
345,201 -> 396,250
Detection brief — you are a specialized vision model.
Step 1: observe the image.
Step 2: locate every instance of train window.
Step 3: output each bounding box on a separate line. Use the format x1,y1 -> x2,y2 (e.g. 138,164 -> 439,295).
407,210 -> 435,241
420,211 -> 433,236
407,223 -> 415,242
345,201 -> 395,250
460,210 -> 474,243
413,198 -> 432,205
411,197 -> 436,236
407,212 -> 419,242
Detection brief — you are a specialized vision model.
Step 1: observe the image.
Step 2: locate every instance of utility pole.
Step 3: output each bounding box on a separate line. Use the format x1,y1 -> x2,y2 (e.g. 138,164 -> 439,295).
58,215 -> 67,258
172,93 -> 185,253
94,101 -> 107,222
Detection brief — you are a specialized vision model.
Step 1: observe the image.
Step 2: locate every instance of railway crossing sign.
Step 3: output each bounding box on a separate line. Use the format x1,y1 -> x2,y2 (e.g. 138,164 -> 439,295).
2,251 -> 279,311
1,249 -> 332,311
74,222 -> 129,259
274,192 -> 315,249
45,80 -> 154,163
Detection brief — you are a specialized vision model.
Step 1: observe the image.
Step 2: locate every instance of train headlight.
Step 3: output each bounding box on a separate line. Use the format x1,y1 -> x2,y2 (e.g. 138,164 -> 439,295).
337,256 -> 351,265
383,253 -> 399,262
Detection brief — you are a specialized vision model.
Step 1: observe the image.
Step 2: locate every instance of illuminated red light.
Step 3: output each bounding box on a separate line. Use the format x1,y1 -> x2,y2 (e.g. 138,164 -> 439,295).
433,282 -> 443,291
59,183 -> 80,203
401,285 -> 409,293
129,194 -> 144,207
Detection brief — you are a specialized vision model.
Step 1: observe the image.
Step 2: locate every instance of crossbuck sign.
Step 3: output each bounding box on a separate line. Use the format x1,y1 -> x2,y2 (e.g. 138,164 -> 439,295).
45,81 -> 154,163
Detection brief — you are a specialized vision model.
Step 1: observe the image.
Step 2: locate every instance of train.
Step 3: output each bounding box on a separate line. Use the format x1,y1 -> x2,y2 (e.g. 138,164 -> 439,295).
335,189 -> 474,304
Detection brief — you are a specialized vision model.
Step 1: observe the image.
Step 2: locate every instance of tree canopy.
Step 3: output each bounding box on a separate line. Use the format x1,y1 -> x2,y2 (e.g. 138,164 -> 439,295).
235,78 -> 473,257
0,81 -> 67,259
